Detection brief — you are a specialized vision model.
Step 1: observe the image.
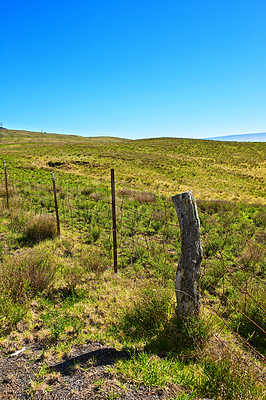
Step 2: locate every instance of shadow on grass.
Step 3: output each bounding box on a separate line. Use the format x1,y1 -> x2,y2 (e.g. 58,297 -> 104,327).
144,313 -> 212,359
51,347 -> 132,375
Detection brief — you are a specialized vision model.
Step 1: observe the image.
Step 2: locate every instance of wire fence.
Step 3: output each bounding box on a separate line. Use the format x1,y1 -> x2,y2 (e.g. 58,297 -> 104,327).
1,164 -> 265,365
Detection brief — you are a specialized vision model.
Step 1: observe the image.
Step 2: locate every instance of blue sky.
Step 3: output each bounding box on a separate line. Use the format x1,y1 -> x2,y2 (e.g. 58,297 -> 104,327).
1,0 -> 265,139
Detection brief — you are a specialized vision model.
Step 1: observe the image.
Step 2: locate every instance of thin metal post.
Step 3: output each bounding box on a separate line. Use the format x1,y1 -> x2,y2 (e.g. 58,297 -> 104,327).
111,169 -> 118,273
52,172 -> 60,236
4,160 -> 9,208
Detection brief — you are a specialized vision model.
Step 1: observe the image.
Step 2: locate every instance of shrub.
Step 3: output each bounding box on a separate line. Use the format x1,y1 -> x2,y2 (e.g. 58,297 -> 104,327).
85,225 -> 101,243
177,314 -> 213,349
90,192 -> 105,201
0,247 -> 56,301
146,312 -> 213,355
59,236 -> 75,257
118,188 -> 157,203
23,213 -> 58,243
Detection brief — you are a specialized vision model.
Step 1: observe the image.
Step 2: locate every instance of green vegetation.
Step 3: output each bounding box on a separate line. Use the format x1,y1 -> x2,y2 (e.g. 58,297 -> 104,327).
0,128 -> 265,204
0,129 -> 265,399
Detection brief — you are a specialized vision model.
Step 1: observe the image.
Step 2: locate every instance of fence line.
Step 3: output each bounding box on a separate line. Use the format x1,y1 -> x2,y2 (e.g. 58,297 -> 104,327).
200,207 -> 266,252
204,302 -> 266,363
1,164 -> 265,364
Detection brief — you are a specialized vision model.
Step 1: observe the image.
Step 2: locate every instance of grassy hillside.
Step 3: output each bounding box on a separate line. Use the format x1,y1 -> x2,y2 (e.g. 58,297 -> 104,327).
0,129 -> 265,205
0,129 -> 265,399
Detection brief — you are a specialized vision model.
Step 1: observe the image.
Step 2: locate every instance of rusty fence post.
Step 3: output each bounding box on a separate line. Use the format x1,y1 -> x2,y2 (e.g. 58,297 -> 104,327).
52,172 -> 60,237
111,169 -> 118,273
4,160 -> 9,208
172,191 -> 202,318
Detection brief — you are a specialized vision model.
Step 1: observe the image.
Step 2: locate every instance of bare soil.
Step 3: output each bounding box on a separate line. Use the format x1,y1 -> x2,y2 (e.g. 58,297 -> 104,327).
0,341 -> 184,400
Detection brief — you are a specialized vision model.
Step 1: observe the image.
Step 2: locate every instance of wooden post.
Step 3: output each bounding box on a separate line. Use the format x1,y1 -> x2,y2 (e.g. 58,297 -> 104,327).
52,173 -> 60,236
172,191 -> 202,318
111,169 -> 118,273
4,160 -> 9,208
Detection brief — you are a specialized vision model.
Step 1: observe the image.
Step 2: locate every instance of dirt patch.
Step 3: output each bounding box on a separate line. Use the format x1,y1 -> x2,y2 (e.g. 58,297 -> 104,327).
0,342 -> 183,399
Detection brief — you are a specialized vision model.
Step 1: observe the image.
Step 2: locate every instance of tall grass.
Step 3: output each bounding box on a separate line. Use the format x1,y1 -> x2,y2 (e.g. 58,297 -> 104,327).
0,246 -> 56,301
23,213 -> 58,243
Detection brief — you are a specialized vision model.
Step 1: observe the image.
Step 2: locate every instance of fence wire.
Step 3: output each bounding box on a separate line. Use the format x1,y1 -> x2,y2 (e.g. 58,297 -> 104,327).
1,166 -> 265,366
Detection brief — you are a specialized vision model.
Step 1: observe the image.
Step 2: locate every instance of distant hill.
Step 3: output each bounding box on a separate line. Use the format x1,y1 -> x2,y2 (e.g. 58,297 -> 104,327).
206,132 -> 266,142
0,128 -> 130,143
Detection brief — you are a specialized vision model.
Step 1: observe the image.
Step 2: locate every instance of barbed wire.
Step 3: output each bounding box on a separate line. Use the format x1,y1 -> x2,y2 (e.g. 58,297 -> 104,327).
204,302 -> 266,364
203,276 -> 265,335
2,171 -> 265,365
199,207 -> 266,252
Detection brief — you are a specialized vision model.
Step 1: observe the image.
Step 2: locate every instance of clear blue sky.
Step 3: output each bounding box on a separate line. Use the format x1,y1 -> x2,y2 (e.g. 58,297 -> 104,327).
1,0 -> 265,139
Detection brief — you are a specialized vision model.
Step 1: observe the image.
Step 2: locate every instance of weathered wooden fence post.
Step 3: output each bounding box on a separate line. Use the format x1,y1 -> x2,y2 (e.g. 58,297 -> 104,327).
111,169 -> 118,273
52,172 -> 61,237
4,160 -> 9,208
172,191 -> 202,318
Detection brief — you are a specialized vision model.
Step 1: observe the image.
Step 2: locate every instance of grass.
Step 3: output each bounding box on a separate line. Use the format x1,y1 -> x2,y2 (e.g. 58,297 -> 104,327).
23,213 -> 58,243
0,245 -> 56,303
0,129 -> 265,205
198,353 -> 264,399
111,347 -> 264,399
0,129 -> 265,398
114,287 -> 173,341
111,352 -> 198,390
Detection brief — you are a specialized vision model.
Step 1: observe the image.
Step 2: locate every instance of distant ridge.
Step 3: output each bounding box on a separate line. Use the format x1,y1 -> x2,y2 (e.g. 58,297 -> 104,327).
206,132 -> 266,142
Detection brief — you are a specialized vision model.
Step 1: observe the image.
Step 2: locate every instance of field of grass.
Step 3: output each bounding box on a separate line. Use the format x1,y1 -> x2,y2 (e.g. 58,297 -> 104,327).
0,129 -> 265,399
0,128 -> 265,204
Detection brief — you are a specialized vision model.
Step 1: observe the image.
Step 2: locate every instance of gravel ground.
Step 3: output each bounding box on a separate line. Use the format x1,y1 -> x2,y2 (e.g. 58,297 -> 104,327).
0,341 -> 185,400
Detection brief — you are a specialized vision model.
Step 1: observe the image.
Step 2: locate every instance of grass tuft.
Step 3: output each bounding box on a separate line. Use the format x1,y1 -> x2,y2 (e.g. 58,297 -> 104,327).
0,246 -> 56,301
115,287 -> 172,341
23,213 -> 58,243
198,351 -> 264,399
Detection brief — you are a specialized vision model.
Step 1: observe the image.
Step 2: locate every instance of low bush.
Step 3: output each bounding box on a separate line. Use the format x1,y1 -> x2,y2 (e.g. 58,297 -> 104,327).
81,186 -> 94,196
0,241 -> 3,261
0,247 -> 56,302
23,213 -> 58,243
118,189 -> 157,203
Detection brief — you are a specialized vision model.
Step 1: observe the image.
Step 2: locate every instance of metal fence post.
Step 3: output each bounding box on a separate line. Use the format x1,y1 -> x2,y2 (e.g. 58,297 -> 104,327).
52,172 -> 60,236
111,169 -> 118,273
4,160 -> 9,208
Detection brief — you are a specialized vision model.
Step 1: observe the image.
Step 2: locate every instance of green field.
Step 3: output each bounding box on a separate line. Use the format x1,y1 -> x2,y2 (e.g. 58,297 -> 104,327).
1,128 -> 265,204
0,129 -> 265,399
